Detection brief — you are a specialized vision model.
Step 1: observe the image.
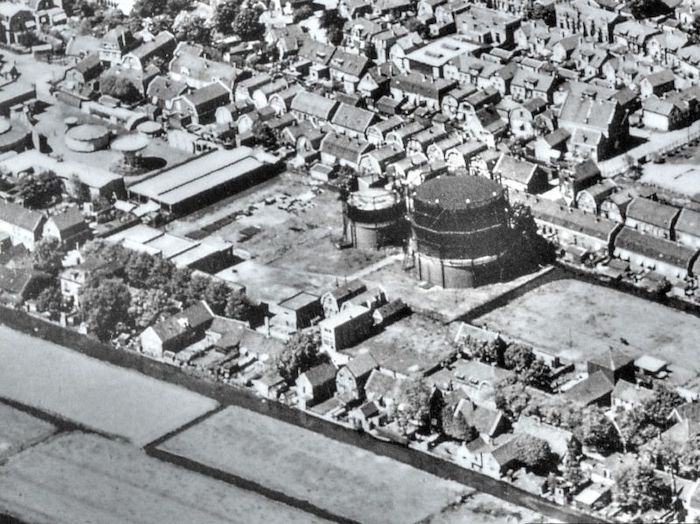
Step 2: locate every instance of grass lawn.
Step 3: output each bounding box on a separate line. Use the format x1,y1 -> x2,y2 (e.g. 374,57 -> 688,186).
476,279 -> 700,385
0,326 -> 218,446
0,403 -> 55,461
0,432 -> 324,524
428,491 -> 550,524
160,406 -> 468,524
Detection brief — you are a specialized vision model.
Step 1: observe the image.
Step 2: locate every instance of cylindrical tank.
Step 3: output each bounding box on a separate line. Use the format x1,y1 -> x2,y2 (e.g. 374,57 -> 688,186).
410,175 -> 510,288
345,188 -> 405,250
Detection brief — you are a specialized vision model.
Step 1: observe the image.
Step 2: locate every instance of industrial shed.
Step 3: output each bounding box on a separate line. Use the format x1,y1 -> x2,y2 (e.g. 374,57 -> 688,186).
127,146 -> 281,214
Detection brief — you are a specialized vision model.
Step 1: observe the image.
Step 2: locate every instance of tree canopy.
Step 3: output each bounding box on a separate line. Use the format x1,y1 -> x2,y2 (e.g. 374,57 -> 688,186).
32,238 -> 65,275
176,16 -> 212,45
17,171 -> 63,209
396,379 -> 433,432
100,74 -> 142,104
80,277 -> 131,341
515,435 -> 553,473
613,462 -> 671,514
232,7 -> 263,42
275,331 -> 323,382
214,0 -> 242,34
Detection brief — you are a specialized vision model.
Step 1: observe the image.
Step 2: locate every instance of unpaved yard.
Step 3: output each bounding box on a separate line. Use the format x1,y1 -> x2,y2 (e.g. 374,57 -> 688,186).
160,406 -> 468,524
0,326 -> 218,445
477,279 -> 700,385
0,432 -> 324,524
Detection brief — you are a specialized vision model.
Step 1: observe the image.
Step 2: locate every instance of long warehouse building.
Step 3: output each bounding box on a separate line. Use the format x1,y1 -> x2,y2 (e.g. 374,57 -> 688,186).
127,146 -> 282,214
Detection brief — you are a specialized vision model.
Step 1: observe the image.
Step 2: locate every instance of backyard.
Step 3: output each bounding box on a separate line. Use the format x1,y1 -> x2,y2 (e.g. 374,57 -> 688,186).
0,325 -> 218,445
476,278 -> 700,385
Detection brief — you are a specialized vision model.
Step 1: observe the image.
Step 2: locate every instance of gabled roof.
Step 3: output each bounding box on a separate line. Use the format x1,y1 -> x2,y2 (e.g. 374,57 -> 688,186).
365,369 -> 403,403
676,208 -> 700,237
149,301 -> 214,343
493,154 -> 540,186
559,94 -> 619,132
331,103 -> 376,134
290,91 -> 338,121
72,54 -> 103,81
48,207 -> 87,236
455,398 -> 503,438
329,48 -> 369,78
611,380 -> 655,405
298,38 -> 336,65
321,133 -> 372,163
563,370 -> 614,406
0,201 -> 44,233
626,197 -> 679,230
642,69 -> 675,88
183,82 -> 230,113
147,75 -> 187,101
345,352 -> 378,379
299,363 -> 337,388
615,226 -> 696,269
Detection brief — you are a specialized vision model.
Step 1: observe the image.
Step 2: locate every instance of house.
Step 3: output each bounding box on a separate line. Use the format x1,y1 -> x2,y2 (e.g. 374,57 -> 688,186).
455,6 -> 521,48
251,78 -> 289,110
613,20 -> 660,54
320,133 -> 373,170
59,257 -> 118,308
321,281 -> 366,316
406,125 -> 449,156
675,208 -> 700,249
613,226 -> 697,280
511,68 -> 558,103
252,372 -> 288,400
364,368 -> 404,408
625,198 -> 680,240
0,3 -> 35,46
139,301 -> 214,359
99,26 -> 140,66
390,73 -> 457,111
168,51 -> 241,91
385,120 -> 428,149
663,402 -> 700,446
492,154 -> 548,194
290,91 -> 338,126
0,201 -> 45,250
533,128 -> 569,163
329,48 -> 369,93
234,74 -> 272,104
0,267 -> 51,306
61,54 -> 103,97
558,94 -> 629,161
559,159 -> 602,206
426,134 -> 463,163
268,290 -> 322,330
372,298 -> 409,327
465,106 -> 507,148
358,143 -> 406,175
454,397 -> 508,443
555,0 -> 624,44
268,85 -> 303,115
146,76 -> 187,110
43,207 -> 91,250
171,81 -> 232,126
444,140 -> 488,171
121,31 -> 176,71
588,349 -> 636,384
575,180 -> 617,215
563,370 -> 614,407
611,380 -> 655,411
640,70 -> 676,99
296,363 -> 337,408
319,304 -> 374,353
336,351 -> 379,403
331,103 -> 378,138
514,416 -> 573,458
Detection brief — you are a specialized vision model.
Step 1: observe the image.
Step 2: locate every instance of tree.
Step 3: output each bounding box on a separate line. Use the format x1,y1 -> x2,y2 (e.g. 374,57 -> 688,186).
185,274 -> 210,307
124,251 -> 154,287
131,0 -> 192,18
461,335 -> 505,365
176,16 -> 211,45
628,0 -> 670,19
293,4 -> 314,23
80,278 -> 131,341
100,74 -> 142,104
214,0 -> 241,34
643,384 -> 684,429
613,462 -> 672,514
165,266 -> 193,304
616,409 -> 659,452
251,121 -> 277,149
224,289 -> 252,320
16,171 -> 63,209
575,407 -> 620,454
36,285 -> 63,318
128,288 -> 175,328
404,18 -> 428,39
521,359 -> 552,391
523,3 -> 555,25
440,404 -> 477,442
509,202 -> 556,267
231,7 -> 263,42
495,379 -> 531,420
515,435 -> 553,473
32,238 -> 65,275
320,9 -> 344,45
204,279 -> 231,315
145,256 -> 175,290
562,436 -> 586,488
67,174 -> 91,203
503,343 -> 535,372
275,331 -> 323,382
396,379 -> 433,432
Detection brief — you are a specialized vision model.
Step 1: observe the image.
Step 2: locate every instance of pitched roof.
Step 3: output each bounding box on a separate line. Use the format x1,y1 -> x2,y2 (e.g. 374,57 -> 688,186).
147,75 -> 187,101
183,82 -> 231,112
493,154 -> 540,186
48,207 -> 87,236
320,133 -> 372,163
626,197 -> 680,230
611,380 -> 655,405
365,369 -> 403,403
346,352 -> 378,379
299,363 -> 337,388
0,201 -> 44,233
329,48 -> 369,78
455,399 -> 503,438
149,301 -> 214,343
559,94 -> 618,132
290,91 -> 338,121
676,207 -> 700,237
331,103 -> 376,134
563,371 -> 614,406
615,226 -> 696,269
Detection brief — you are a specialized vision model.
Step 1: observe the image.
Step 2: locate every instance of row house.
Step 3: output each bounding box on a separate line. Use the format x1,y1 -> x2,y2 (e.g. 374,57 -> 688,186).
434,0 -> 470,26
168,48 -> 241,90
372,24 -> 410,64
642,85 -> 700,131
358,143 -> 406,175
444,55 -> 501,90
268,84 -> 303,115
417,0 -> 447,20
251,78 -> 289,110
456,86 -> 500,117
320,132 -> 373,170
510,68 -> 558,103
550,35 -> 581,63
171,81 -> 232,126
235,74 -> 272,104
509,97 -> 548,140
389,33 -> 426,74
575,180 -> 617,215
647,29 -> 688,68
329,48 -> 370,93
639,69 -> 675,99
426,133 -> 463,162
357,64 -> 393,100
331,103 -> 378,139
121,31 -> 176,72
444,140 -> 487,171
406,125 -> 449,156
0,3 -> 35,46
441,86 -> 475,119
572,45 -> 613,79
677,45 -> 700,84
559,158 -> 602,206
289,91 -> 339,127
492,154 -> 548,194
465,106 -> 507,148
676,208 -> 700,250
555,0 -> 624,44
99,26 -> 140,66
385,120 -> 428,149
625,197 -> 680,240
612,20 -> 660,55
389,73 -> 457,111
366,115 -> 404,145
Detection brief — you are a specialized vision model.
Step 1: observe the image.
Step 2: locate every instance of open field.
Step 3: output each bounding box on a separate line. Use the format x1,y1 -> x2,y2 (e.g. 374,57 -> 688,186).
476,279 -> 700,385
346,313 -> 457,376
0,403 -> 55,461
0,325 -> 218,445
363,261 -> 551,323
426,490 -> 551,524
0,432 -> 325,524
641,162 -> 700,198
160,406 -> 468,524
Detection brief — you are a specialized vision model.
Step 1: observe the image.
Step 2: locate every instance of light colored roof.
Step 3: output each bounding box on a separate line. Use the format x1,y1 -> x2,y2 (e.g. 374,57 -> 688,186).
290,91 -> 338,120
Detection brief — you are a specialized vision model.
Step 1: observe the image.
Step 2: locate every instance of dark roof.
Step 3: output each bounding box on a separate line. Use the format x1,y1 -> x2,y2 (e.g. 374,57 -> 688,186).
290,91 -> 338,121
48,207 -> 87,236
300,363 -> 337,388
615,227 -> 696,269
147,75 -> 187,101
391,73 -> 456,100
573,159 -> 601,182
674,208 -> 700,237
72,54 -> 103,81
0,201 -> 44,233
413,175 -> 504,211
329,48 -> 369,78
589,349 -> 635,371
150,300 -> 213,343
330,279 -> 366,302
183,82 -> 230,113
456,399 -> 502,438
331,103 -> 376,134
0,267 -> 46,297
563,371 -> 614,406
320,133 -> 372,163
626,198 -> 680,230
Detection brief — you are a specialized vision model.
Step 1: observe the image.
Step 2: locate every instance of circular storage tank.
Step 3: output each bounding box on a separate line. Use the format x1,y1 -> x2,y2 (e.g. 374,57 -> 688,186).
65,124 -> 111,152
410,175 -> 510,288
345,188 -> 405,249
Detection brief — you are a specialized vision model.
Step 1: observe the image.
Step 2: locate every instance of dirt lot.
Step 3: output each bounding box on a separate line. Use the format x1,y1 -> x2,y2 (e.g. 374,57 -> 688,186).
363,261 -> 551,323
0,325 -> 218,445
346,313 -> 458,377
476,279 -> 700,385
160,406 -> 468,524
0,403 -> 55,461
168,172 -> 387,275
0,432 -> 324,524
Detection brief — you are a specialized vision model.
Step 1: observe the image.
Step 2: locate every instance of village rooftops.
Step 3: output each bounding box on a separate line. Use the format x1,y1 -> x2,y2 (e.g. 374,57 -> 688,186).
676,208 -> 700,237
150,301 -> 213,345
0,200 -> 44,233
290,91 -> 338,121
406,35 -> 481,67
391,73 -> 457,100
611,380 -> 655,405
300,363 -> 337,388
563,370 -> 613,406
331,103 -> 376,134
626,197 -> 680,229
615,227 -> 697,270
345,351 -> 379,379
520,195 -> 619,240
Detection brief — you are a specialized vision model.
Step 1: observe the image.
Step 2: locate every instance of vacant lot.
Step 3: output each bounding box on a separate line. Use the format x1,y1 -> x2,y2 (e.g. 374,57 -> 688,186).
641,163 -> 700,198
0,326 -> 218,445
477,279 -> 700,385
0,432 -> 324,524
363,261 -> 551,323
160,406 -> 467,524
427,490 -> 550,524
0,403 -> 55,461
